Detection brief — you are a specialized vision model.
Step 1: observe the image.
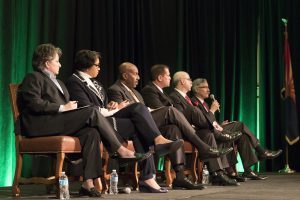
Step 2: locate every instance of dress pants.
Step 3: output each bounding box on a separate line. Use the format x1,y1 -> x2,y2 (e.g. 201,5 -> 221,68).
150,106 -> 212,152
195,129 -> 229,172
222,122 -> 259,169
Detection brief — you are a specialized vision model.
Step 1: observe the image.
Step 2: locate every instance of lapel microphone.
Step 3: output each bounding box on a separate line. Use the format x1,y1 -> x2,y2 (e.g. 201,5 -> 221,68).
209,94 -> 220,112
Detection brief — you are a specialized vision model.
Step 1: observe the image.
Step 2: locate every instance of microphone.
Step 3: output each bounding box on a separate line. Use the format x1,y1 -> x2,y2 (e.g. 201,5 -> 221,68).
210,94 -> 220,112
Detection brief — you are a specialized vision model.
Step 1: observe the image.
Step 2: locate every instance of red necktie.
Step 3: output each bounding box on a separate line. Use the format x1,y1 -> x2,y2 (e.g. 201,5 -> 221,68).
185,95 -> 193,106
202,101 -> 209,111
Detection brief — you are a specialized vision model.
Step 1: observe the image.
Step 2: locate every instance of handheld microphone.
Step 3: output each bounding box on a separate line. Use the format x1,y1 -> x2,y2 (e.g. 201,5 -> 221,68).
210,94 -> 220,112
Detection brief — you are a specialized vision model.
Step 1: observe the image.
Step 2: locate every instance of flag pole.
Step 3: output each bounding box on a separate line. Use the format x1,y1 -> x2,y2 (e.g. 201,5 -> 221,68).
279,144 -> 295,173
278,18 -> 295,174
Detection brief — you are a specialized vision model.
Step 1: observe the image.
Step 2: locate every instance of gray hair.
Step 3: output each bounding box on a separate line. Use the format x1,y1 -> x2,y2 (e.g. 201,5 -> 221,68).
192,78 -> 207,94
172,71 -> 189,87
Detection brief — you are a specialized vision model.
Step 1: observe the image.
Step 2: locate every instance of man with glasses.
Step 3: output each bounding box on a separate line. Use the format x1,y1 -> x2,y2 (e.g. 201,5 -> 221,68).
191,78 -> 282,180
142,66 -> 240,186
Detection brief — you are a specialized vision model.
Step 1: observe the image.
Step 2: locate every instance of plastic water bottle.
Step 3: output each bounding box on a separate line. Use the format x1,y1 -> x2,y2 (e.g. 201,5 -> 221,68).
59,171 -> 70,199
202,165 -> 210,185
109,169 -> 118,195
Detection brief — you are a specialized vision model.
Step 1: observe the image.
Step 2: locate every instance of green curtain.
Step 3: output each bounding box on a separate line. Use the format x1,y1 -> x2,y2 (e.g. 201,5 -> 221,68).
1,0 -> 300,187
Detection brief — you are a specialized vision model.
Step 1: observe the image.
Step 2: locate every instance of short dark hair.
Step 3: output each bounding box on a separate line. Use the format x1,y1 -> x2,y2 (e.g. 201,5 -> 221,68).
74,50 -> 101,71
32,43 -> 62,71
150,64 -> 169,81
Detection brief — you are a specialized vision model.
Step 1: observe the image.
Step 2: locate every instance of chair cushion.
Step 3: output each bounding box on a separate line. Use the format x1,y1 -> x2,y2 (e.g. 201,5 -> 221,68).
19,136 -> 81,153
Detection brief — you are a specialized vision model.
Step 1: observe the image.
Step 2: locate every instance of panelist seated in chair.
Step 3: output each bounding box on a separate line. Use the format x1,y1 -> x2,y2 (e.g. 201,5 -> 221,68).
16,44 -> 177,197
191,78 -> 282,180
65,50 -> 184,193
141,64 -> 239,186
107,62 -> 235,187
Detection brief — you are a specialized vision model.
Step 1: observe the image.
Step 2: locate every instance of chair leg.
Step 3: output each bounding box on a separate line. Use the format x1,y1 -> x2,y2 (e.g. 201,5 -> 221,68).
164,157 -> 173,187
94,178 -> 102,192
197,158 -> 204,184
191,150 -> 198,183
132,161 -> 139,191
55,152 -> 65,198
12,152 -> 22,197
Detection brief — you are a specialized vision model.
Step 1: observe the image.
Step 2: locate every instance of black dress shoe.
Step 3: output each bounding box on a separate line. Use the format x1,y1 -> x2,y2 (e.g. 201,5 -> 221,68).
228,173 -> 247,182
139,181 -> 168,193
154,139 -> 184,156
78,187 -> 101,197
258,149 -> 282,160
199,147 -> 233,160
172,177 -> 205,190
242,171 -> 268,180
218,131 -> 242,143
211,171 -> 240,186
110,151 -> 152,162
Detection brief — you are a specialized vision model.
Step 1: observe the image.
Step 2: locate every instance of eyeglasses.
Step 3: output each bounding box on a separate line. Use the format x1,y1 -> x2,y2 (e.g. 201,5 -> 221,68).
183,78 -> 192,81
93,64 -> 100,68
198,86 -> 209,89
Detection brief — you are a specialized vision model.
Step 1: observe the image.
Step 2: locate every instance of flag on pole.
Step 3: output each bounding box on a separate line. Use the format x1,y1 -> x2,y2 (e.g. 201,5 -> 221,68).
282,19 -> 299,145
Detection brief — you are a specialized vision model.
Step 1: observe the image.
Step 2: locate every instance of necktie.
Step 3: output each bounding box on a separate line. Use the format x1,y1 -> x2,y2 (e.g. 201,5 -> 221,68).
185,95 -> 193,106
129,89 -> 140,103
202,101 -> 210,111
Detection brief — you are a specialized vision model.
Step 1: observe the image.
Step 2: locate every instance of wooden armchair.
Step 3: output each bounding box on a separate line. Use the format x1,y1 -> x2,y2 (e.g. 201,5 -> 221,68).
164,141 -> 202,187
9,84 -> 102,197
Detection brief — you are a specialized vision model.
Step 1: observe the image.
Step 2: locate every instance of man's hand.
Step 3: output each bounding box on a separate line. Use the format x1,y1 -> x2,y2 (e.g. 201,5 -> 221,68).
63,101 -> 78,111
117,100 -> 130,109
107,101 -> 119,110
210,100 -> 220,113
221,120 -> 229,126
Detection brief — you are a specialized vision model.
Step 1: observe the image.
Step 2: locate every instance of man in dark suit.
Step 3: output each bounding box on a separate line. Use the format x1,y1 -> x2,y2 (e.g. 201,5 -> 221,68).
65,50 -> 186,193
108,62 -> 235,187
17,44 -> 151,197
191,78 -> 283,180
142,64 -> 241,185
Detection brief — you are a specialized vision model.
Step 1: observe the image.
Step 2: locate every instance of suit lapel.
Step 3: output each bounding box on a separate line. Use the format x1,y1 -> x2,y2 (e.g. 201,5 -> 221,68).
150,83 -> 173,105
73,73 -> 105,105
40,72 -> 68,101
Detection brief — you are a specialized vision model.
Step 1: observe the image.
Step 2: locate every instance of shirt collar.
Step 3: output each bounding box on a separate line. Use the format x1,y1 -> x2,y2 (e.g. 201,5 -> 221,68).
195,96 -> 205,104
121,82 -> 132,91
42,69 -> 56,79
174,88 -> 187,98
152,82 -> 164,93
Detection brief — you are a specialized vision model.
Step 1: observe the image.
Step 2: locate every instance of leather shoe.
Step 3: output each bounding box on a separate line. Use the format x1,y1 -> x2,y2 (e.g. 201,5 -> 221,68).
172,177 -> 205,190
218,131 -> 242,143
139,181 -> 168,193
258,149 -> 282,161
211,171 -> 240,186
154,139 -> 184,156
199,147 -> 233,160
242,171 -> 268,180
110,151 -> 152,162
228,173 -> 247,182
78,187 -> 101,197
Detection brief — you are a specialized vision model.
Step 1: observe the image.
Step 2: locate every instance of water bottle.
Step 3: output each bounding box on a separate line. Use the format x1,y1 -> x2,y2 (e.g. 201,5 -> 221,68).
109,169 -> 118,195
202,165 -> 210,185
59,171 -> 70,199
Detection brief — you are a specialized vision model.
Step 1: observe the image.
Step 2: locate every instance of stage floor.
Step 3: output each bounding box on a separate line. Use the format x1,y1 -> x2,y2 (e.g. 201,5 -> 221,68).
0,173 -> 299,200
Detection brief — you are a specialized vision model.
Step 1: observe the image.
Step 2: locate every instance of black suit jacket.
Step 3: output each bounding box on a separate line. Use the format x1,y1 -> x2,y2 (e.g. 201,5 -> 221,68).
169,89 -> 212,130
141,82 -> 173,109
65,72 -> 108,108
107,80 -> 145,104
17,71 -> 70,136
191,96 -> 217,125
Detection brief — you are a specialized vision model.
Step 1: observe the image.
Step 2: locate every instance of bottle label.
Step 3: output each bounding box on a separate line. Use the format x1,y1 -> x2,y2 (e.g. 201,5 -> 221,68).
59,179 -> 69,186
111,176 -> 118,182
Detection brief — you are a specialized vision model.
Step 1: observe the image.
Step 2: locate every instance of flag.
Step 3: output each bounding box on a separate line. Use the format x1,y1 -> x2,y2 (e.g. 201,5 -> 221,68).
283,21 -> 299,145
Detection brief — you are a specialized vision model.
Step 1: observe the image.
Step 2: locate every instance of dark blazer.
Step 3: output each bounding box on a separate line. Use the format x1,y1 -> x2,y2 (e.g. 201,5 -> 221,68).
141,82 -> 173,109
107,80 -> 144,104
169,89 -> 212,130
65,72 -> 108,108
191,96 -> 216,125
17,71 -> 70,136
